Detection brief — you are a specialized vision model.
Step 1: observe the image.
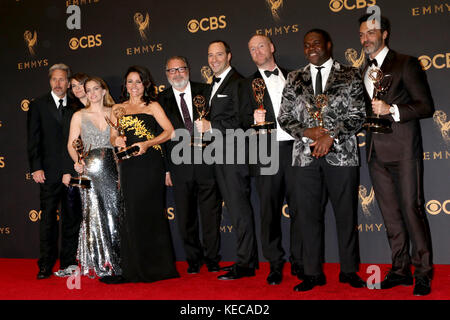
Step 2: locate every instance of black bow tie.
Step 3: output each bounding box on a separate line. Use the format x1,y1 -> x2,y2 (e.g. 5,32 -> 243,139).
264,68 -> 279,77
212,76 -> 221,84
367,59 -> 378,67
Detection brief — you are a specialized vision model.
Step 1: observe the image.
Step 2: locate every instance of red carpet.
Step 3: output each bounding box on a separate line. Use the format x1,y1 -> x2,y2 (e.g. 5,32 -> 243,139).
0,259 -> 449,300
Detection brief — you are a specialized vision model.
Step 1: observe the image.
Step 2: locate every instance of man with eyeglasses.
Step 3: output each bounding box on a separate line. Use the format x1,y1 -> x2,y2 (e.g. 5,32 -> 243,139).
195,40 -> 259,280
158,56 -> 222,274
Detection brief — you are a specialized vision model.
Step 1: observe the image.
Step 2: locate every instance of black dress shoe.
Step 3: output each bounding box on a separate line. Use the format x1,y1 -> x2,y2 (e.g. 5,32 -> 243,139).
380,272 -> 413,289
293,274 -> 326,292
339,272 -> 366,288
218,266 -> 255,280
267,270 -> 282,285
413,276 -> 431,296
37,268 -> 52,280
291,264 -> 305,280
206,262 -> 221,272
187,263 -> 201,274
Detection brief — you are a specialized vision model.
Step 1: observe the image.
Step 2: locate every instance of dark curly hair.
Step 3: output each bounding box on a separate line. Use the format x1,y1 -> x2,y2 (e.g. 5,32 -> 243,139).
120,65 -> 158,105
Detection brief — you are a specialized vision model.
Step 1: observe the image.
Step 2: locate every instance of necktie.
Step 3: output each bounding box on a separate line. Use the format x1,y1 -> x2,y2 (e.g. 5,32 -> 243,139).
264,68 -> 279,77
315,66 -> 324,95
368,59 -> 378,67
179,93 -> 193,134
58,99 -> 64,120
212,76 -> 221,84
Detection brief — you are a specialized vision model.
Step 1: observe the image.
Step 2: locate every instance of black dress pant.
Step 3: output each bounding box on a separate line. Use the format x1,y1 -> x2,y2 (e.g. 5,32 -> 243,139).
215,163 -> 258,269
38,182 -> 82,270
295,157 -> 360,276
172,170 -> 222,266
255,141 -> 303,270
369,154 -> 433,278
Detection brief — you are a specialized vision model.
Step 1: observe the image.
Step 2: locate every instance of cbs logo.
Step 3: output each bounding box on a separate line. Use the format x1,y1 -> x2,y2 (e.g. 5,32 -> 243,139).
187,15 -> 226,33
329,0 -> 376,12
29,210 -> 60,222
426,200 -> 450,215
69,34 -> 102,50
21,99 -> 30,111
418,53 -> 450,70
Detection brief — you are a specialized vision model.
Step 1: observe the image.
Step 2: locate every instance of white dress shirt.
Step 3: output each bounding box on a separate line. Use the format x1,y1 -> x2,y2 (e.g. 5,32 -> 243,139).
259,66 -> 292,141
50,91 -> 67,108
209,66 -> 232,105
172,81 -> 193,122
364,46 -> 400,122
310,57 -> 333,95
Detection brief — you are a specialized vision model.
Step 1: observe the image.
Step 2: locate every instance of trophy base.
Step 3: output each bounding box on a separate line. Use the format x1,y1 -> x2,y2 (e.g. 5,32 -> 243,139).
69,176 -> 91,189
116,145 -> 139,160
363,117 -> 393,134
251,121 -> 275,134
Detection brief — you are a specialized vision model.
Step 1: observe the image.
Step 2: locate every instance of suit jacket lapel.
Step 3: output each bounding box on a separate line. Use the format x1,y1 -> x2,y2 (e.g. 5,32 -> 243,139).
168,89 -> 185,127
301,65 -> 316,108
47,93 -> 62,124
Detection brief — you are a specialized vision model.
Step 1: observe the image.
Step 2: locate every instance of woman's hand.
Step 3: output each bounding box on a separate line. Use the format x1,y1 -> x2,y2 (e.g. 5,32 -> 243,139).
74,160 -> 85,174
114,136 -> 127,149
131,141 -> 150,156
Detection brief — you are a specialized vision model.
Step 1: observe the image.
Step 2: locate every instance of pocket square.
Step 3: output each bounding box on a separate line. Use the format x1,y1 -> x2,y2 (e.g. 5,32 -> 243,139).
217,94 -> 228,98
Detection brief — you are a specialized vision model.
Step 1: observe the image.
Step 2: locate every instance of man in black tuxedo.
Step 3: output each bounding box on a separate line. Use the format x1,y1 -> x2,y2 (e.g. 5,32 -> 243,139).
159,56 -> 222,274
359,14 -> 434,296
240,34 -> 304,285
195,40 -> 258,280
27,63 -> 82,279
278,29 -> 367,292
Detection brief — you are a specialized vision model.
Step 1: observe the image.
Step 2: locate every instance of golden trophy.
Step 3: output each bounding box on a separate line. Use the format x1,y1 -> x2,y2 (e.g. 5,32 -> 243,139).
251,78 -> 275,133
191,95 -> 210,148
105,106 -> 139,160
69,138 -> 91,189
307,94 -> 330,153
363,68 -> 393,134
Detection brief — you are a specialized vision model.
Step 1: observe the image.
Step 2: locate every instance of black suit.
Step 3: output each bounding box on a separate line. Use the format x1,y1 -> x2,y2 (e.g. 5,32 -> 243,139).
363,50 -> 434,278
208,68 -> 258,269
158,82 -> 222,267
240,68 -> 303,271
27,92 -> 82,271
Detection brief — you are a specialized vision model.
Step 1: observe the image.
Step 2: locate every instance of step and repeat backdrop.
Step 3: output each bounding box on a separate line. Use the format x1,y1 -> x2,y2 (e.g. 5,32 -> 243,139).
0,0 -> 449,264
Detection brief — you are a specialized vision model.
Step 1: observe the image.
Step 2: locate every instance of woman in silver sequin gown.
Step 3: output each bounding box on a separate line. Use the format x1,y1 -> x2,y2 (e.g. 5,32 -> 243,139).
67,77 -> 122,278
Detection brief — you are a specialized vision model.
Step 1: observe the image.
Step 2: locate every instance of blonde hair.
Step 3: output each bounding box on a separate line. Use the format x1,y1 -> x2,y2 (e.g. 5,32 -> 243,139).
84,77 -> 115,108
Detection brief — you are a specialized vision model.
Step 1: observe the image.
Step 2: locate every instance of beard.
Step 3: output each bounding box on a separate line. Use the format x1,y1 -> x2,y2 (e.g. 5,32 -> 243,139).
168,77 -> 189,90
362,38 -> 382,56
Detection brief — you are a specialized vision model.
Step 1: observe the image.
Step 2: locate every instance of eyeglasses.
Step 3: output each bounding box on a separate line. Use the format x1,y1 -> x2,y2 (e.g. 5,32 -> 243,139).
166,67 -> 188,74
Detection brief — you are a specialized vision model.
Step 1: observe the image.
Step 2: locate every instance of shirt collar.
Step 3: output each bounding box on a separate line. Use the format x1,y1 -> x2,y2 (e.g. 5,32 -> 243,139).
372,46 -> 389,67
214,66 -> 232,84
50,91 -> 67,107
310,57 -> 333,71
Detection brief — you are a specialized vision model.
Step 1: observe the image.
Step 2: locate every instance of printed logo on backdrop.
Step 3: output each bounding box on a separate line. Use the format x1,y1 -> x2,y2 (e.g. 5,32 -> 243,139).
201,66 -> 213,84
187,15 -> 227,33
411,4 -> 450,16
266,0 -> 283,21
134,12 -> 150,41
426,199 -> 450,215
21,99 -> 31,112
358,185 -> 375,218
256,0 -> 298,37
433,110 -> 450,143
329,0 -> 376,12
18,30 -> 49,70
126,12 -> 163,56
0,226 -> 11,235
424,110 -> 450,161
345,48 -> 366,68
24,30 -> 37,55
69,34 -> 102,50
418,53 -> 450,70
66,0 -> 100,6
29,210 -> 60,222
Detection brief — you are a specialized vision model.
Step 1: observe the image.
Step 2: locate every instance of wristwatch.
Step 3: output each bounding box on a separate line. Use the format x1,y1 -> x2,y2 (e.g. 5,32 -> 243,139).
389,105 -> 395,114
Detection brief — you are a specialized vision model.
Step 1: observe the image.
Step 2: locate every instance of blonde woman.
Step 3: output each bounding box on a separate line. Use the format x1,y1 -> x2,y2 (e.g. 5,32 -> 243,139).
67,77 -> 122,279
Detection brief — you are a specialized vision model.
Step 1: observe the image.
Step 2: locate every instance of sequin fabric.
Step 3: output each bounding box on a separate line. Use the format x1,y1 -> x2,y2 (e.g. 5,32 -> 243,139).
77,115 -> 123,277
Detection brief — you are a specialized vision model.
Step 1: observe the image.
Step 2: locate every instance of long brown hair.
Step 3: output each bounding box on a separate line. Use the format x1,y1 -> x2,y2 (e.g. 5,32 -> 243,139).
84,77 -> 115,108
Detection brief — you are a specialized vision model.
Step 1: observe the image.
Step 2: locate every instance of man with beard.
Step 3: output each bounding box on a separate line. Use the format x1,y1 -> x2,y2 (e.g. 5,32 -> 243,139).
358,14 -> 434,296
159,56 -> 222,274
27,63 -> 82,279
